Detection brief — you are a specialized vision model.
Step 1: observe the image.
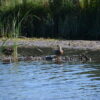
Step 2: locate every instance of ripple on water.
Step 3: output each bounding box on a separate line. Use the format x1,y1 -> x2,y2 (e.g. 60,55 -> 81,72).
0,61 -> 100,100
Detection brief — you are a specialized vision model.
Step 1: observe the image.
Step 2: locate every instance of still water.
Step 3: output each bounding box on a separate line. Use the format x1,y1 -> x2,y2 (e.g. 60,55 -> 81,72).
0,61 -> 100,100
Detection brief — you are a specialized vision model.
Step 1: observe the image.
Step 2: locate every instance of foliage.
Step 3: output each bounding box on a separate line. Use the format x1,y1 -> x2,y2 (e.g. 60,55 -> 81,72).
0,0 -> 100,40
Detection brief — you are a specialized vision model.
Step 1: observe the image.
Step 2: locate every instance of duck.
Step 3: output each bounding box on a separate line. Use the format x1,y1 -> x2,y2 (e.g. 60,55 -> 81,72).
54,45 -> 64,56
45,55 -> 56,61
2,47 -> 13,56
53,45 -> 64,62
2,57 -> 12,64
79,53 -> 91,63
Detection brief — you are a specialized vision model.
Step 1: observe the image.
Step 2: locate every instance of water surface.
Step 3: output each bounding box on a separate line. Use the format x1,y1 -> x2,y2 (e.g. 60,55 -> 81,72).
0,61 -> 100,100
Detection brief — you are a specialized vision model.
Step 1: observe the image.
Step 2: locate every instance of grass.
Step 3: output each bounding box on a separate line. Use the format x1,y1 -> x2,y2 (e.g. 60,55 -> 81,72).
0,0 -> 100,40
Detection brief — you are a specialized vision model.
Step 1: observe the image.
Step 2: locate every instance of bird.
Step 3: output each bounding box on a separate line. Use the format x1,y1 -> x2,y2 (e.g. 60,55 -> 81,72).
45,55 -> 56,61
54,45 -> 64,56
2,47 -> 13,56
2,57 -> 12,64
53,45 -> 64,62
79,52 -> 91,63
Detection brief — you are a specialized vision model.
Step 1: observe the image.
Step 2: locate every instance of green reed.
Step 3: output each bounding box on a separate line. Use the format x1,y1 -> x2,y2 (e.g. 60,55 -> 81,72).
0,0 -> 100,40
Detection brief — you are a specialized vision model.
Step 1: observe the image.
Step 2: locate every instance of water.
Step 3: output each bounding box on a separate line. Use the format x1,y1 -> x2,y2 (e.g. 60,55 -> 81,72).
0,61 -> 100,100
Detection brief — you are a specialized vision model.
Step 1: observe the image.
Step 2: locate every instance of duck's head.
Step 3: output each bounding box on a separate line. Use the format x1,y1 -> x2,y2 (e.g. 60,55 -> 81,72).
57,45 -> 62,49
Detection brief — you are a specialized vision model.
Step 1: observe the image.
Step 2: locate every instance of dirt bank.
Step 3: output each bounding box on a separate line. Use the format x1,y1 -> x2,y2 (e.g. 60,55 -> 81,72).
0,38 -> 100,62
0,38 -> 100,50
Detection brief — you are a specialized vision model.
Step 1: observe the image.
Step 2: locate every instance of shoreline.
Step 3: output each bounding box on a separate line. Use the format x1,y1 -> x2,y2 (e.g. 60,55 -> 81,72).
0,38 -> 100,62
0,38 -> 100,51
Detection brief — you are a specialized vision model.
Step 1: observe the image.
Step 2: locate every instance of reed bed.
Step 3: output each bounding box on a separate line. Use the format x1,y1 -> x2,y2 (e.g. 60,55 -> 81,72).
0,0 -> 100,40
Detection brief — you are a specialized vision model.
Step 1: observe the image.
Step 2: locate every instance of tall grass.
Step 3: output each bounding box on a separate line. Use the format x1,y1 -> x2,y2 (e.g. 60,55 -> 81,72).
10,9 -> 35,62
0,0 -> 100,40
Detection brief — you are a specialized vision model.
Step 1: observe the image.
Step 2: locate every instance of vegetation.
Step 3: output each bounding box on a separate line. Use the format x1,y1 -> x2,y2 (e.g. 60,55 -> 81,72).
0,0 -> 100,40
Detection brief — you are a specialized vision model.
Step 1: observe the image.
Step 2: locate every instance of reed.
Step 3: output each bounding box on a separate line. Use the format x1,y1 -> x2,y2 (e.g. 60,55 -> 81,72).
11,9 -> 35,62
0,0 -> 100,40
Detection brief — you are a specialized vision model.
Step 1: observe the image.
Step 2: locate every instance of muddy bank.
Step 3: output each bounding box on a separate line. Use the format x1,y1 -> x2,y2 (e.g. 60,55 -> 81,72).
17,47 -> 100,63
0,39 -> 100,62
